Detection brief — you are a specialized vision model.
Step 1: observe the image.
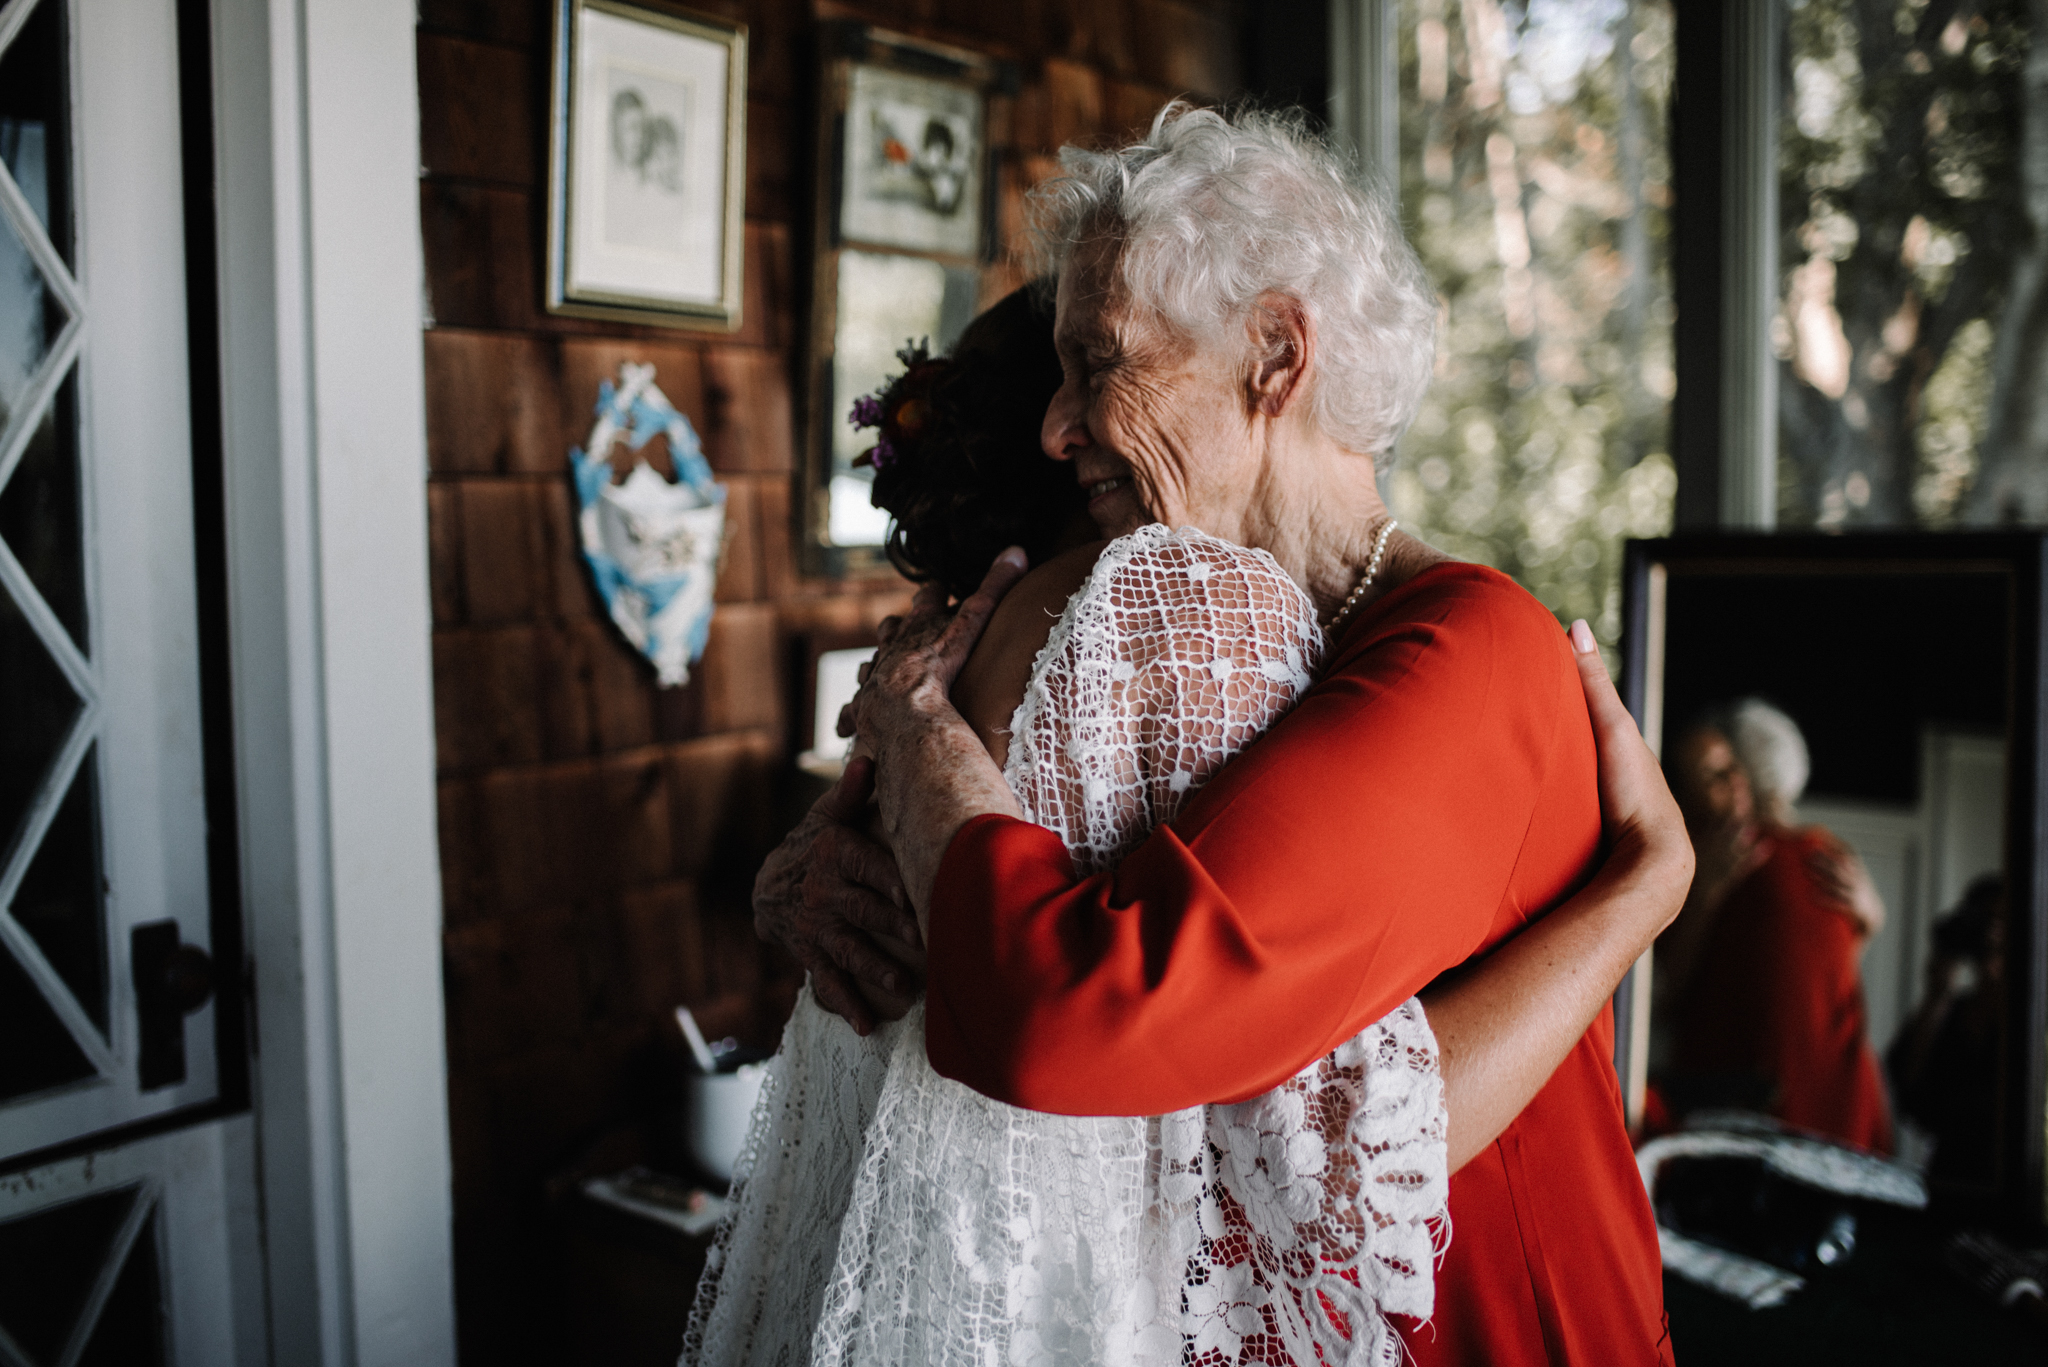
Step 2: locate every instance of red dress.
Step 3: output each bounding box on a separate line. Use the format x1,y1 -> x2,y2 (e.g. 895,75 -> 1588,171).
925,564 -> 1672,1365
1677,829 -> 1893,1153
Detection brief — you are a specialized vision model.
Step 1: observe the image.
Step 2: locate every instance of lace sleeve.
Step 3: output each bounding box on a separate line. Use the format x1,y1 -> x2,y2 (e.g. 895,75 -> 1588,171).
1001,524 -> 1321,873
1150,999 -> 1450,1366
1003,526 -> 1448,1366
714,527 -> 1445,1367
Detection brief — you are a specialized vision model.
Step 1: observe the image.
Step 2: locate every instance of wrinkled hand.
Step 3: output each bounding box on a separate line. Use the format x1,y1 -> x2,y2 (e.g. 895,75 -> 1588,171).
843,550 -> 1030,752
752,756 -> 921,1035
1568,620 -> 1694,930
1807,835 -> 1886,937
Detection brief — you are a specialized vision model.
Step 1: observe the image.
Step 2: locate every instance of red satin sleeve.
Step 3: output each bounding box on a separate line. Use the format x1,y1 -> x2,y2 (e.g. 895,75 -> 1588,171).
923,563 -> 1597,1116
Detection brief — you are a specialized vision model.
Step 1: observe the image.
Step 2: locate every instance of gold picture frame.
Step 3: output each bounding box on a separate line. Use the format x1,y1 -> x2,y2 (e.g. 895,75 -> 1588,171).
546,0 -> 747,332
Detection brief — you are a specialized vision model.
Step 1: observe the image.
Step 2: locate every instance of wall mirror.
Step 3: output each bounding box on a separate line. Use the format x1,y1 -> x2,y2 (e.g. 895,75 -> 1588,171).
1620,533 -> 2045,1227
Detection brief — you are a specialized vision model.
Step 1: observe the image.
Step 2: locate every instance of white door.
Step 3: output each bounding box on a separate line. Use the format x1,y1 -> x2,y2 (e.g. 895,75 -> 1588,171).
0,0 -> 258,1361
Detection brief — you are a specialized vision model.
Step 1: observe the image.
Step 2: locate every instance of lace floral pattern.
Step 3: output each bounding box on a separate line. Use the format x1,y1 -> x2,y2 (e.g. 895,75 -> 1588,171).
1152,1001 -> 1448,1366
682,990 -> 904,1366
1001,526 -> 1319,876
685,527 -> 1447,1366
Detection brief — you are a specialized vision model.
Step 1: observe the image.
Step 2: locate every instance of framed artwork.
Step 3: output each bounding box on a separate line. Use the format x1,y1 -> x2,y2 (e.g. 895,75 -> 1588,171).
840,64 -> 986,258
802,25 -> 1009,576
546,0 -> 747,331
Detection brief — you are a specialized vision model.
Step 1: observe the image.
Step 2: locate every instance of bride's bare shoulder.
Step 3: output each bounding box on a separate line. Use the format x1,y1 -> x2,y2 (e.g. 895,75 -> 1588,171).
1005,540 -> 1108,623
952,540 -> 1107,768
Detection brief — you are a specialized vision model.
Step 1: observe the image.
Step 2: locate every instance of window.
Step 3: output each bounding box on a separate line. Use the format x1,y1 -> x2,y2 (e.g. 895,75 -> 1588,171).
1389,0 -> 1676,647
1775,0 -> 2031,527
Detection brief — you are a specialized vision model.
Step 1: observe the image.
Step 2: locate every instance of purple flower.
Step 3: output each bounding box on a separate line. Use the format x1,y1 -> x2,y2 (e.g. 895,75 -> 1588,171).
849,395 -> 883,428
869,436 -> 895,470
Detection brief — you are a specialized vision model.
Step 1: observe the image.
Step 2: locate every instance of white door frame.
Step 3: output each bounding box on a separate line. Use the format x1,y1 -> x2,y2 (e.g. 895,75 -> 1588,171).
206,1 -> 454,1364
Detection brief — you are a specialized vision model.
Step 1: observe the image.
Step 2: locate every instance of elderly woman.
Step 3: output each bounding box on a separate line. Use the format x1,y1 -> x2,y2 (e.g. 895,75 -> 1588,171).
1666,701 -> 1891,1151
759,107 -> 1688,1364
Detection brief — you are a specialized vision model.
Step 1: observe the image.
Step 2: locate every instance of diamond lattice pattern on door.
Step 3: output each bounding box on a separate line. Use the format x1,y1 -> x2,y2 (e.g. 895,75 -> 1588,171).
0,0 -> 110,1104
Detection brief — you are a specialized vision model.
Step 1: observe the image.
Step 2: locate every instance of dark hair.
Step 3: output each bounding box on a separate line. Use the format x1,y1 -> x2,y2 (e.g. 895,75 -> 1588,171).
865,284 -> 1083,602
1933,875 -> 2004,960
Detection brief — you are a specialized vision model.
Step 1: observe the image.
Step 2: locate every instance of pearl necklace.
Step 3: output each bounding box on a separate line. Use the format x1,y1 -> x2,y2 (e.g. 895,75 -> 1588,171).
1322,518 -> 1399,635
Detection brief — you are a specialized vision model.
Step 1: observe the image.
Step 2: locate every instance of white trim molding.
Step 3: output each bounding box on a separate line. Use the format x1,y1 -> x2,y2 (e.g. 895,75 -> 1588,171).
208,1 -> 455,1364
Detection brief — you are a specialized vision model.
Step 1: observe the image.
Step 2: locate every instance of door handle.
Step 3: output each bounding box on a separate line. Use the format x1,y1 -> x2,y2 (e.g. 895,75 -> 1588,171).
131,921 -> 214,1090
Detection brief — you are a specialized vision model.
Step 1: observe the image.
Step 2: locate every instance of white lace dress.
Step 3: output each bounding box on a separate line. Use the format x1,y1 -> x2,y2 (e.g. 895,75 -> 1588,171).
685,526 -> 1448,1367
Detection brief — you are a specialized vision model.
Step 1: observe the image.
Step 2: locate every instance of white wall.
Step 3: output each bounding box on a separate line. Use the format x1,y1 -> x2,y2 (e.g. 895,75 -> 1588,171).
1799,728 -> 2008,1060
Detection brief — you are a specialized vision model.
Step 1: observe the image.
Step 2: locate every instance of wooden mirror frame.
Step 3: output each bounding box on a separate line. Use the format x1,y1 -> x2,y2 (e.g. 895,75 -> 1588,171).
1620,531 -> 2048,1229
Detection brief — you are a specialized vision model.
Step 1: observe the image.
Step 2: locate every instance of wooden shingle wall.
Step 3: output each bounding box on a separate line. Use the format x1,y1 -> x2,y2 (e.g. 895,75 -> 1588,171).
415,0 -> 1244,1357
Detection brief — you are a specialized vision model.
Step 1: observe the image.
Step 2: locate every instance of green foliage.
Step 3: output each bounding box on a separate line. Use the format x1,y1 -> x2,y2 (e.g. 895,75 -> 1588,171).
1390,0 -> 1676,650
1775,0 -> 2027,527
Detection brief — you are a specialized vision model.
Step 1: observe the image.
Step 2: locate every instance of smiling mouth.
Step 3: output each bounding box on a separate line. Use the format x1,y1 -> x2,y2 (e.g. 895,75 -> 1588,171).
1087,477 -> 1128,501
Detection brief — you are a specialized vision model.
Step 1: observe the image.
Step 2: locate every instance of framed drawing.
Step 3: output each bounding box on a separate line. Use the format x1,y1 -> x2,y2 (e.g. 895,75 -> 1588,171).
802,25 -> 1009,576
546,0 -> 747,331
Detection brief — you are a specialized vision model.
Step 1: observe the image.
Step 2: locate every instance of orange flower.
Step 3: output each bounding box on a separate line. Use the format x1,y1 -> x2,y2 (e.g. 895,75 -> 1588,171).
892,398 -> 929,435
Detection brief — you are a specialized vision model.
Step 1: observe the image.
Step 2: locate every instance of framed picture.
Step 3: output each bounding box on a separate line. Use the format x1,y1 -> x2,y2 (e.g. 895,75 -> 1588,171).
840,64 -> 986,258
801,26 -> 1009,576
546,0 -> 747,331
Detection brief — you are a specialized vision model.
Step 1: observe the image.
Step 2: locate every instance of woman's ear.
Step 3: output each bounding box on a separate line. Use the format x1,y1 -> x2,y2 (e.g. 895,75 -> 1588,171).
1247,293 -> 1314,418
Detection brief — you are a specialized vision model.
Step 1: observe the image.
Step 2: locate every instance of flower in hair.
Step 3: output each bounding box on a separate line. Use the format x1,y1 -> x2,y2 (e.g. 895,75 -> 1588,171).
850,339 -> 947,473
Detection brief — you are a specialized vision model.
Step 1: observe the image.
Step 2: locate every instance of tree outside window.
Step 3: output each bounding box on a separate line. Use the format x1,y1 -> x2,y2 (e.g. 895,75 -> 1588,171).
1776,0 -> 2035,528
1391,0 -> 1677,652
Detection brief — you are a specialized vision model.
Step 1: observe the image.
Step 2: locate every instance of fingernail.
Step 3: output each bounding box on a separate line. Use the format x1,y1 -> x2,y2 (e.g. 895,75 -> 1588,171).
1569,620 -> 1597,654
999,545 -> 1028,569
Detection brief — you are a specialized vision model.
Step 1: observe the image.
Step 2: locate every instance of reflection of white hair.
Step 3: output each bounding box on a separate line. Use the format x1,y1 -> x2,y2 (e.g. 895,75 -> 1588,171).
1027,103 -> 1439,473
1726,698 -> 1810,809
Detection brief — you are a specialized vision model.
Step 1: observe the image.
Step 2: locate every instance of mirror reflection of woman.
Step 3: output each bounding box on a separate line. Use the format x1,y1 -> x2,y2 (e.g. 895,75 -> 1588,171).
1662,700 -> 1893,1152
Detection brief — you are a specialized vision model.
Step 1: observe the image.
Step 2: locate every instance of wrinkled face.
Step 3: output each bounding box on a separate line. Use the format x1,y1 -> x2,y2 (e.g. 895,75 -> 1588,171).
1042,236 -> 1261,540
1670,728 -> 1754,832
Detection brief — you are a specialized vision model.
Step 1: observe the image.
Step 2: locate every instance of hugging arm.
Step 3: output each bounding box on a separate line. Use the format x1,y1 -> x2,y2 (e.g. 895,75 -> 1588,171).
750,756 -> 923,1035
1424,626 -> 1691,1170
749,554 -> 1030,1035
908,579 -> 1640,1116
858,560 -> 1690,1130
797,555 -> 1691,1166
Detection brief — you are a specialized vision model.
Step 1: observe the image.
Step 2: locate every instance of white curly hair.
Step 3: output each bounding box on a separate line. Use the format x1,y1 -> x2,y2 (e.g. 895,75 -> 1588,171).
1026,102 -> 1440,472
1725,697 -> 1811,814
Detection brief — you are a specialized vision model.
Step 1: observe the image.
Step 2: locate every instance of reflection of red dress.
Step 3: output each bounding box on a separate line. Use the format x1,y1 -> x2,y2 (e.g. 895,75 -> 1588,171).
925,564 -> 1671,1366
1678,829 -> 1893,1153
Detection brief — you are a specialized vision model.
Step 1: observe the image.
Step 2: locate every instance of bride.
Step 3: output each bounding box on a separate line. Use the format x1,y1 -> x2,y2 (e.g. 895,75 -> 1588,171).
685,282 -> 1685,1363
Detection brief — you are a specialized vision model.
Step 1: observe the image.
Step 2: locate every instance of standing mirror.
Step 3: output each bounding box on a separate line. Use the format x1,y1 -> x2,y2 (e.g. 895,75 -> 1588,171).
1621,533 -> 2046,1227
